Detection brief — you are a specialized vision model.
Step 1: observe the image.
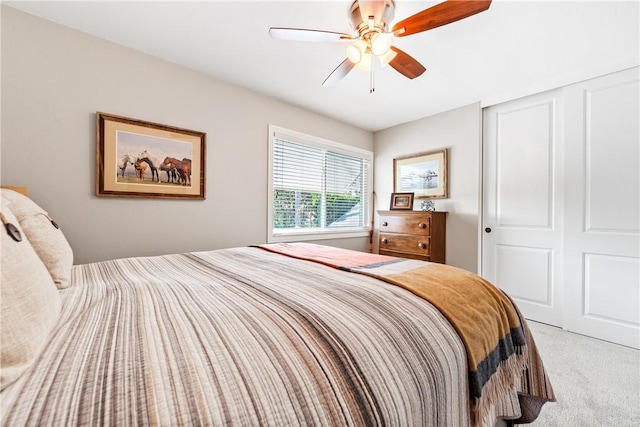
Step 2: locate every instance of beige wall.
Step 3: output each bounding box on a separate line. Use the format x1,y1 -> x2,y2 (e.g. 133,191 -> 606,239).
1,7 -> 485,268
374,103 -> 482,272
0,7 -> 373,263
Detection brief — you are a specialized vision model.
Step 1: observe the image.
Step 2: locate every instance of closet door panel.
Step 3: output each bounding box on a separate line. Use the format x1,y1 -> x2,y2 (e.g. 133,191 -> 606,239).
482,89 -> 564,327
564,67 -> 640,349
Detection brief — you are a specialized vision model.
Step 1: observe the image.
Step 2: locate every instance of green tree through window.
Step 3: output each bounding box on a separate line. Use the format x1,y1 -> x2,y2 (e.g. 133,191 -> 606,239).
269,126 -> 372,241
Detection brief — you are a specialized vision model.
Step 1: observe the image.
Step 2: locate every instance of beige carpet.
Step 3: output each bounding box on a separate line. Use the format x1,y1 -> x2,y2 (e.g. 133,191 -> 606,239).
525,321 -> 640,426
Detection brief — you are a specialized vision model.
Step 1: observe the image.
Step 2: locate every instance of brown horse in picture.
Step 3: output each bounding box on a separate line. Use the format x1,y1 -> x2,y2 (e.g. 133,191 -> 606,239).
162,157 -> 191,186
134,158 -> 148,180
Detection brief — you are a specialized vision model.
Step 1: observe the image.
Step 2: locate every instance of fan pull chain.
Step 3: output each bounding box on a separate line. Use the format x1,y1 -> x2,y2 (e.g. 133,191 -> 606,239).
370,65 -> 375,94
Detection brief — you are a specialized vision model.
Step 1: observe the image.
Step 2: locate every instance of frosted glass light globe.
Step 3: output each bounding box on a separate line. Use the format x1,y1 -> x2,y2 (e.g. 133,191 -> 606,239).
371,33 -> 391,56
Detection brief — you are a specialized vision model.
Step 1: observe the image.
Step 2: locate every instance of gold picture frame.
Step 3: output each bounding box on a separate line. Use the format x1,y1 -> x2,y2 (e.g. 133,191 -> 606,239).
96,112 -> 206,199
393,148 -> 448,199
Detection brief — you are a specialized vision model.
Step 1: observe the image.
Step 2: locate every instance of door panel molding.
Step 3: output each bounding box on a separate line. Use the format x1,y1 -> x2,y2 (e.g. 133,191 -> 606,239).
495,100 -> 556,230
583,79 -> 640,234
495,244 -> 554,306
583,253 -> 640,327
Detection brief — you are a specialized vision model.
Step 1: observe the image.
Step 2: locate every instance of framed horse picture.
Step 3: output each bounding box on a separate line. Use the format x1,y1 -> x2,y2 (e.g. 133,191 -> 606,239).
96,112 -> 206,199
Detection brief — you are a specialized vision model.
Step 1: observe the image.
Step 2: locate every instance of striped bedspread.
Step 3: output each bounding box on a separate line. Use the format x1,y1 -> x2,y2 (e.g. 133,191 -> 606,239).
1,246 -> 553,426
255,243 -> 555,425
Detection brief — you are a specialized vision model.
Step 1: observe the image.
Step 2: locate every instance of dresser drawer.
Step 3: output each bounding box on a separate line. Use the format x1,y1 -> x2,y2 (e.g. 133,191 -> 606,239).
379,233 -> 430,256
377,210 -> 446,264
379,214 -> 431,236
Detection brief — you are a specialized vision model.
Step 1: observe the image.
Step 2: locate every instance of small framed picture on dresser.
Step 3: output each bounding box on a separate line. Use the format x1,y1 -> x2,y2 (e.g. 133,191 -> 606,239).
390,192 -> 414,210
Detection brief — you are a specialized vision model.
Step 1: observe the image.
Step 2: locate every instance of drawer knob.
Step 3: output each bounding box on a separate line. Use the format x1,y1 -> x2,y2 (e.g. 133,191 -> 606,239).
382,221 -> 388,227
418,242 -> 426,249
381,238 -> 388,244
418,222 -> 426,228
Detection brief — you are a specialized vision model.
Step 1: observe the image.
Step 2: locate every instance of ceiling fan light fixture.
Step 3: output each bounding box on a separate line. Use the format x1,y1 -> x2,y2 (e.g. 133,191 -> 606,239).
346,39 -> 367,64
346,44 -> 362,63
355,52 -> 372,71
370,32 -> 391,56
378,48 -> 397,67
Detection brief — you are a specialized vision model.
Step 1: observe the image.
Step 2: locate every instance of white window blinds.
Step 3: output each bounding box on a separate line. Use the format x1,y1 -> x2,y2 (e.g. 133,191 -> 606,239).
268,126 -> 372,242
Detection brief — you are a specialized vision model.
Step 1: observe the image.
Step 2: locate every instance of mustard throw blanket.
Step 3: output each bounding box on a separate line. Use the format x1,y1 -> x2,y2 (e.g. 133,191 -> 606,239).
256,243 -> 529,424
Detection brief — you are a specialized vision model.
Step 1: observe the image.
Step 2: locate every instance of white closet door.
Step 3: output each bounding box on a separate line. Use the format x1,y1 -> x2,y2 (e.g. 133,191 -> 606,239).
564,67 -> 640,349
482,89 -> 565,327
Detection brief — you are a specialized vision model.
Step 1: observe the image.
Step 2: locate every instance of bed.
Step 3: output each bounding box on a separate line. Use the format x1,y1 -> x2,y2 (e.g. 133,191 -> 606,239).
0,188 -> 554,426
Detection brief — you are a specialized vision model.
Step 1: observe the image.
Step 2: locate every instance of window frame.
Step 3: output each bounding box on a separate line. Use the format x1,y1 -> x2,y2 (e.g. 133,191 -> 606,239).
267,125 -> 373,243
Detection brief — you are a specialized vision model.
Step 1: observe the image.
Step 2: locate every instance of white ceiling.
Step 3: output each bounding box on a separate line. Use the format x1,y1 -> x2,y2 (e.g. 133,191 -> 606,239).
5,0 -> 639,131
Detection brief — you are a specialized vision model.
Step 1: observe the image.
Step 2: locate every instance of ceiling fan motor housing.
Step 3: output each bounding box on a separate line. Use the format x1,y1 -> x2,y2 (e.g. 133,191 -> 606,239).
349,0 -> 395,35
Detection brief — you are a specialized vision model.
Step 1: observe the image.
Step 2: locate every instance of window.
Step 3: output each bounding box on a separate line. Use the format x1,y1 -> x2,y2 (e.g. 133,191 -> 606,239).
268,125 -> 372,243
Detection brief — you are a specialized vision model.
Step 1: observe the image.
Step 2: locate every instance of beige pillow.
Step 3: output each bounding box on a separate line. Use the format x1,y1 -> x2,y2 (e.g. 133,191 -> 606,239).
0,199 -> 61,391
0,189 -> 73,289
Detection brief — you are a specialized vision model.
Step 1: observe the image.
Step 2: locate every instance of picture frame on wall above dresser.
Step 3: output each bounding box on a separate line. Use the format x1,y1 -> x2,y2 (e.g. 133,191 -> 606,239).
394,148 -> 448,199
390,192 -> 414,210
96,112 -> 206,199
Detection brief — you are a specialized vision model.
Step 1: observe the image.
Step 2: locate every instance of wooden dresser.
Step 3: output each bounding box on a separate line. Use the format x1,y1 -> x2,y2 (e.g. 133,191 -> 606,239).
378,210 -> 447,263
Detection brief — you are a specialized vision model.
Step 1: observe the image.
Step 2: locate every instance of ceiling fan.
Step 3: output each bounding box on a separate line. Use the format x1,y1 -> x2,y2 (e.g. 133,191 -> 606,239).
269,0 -> 492,92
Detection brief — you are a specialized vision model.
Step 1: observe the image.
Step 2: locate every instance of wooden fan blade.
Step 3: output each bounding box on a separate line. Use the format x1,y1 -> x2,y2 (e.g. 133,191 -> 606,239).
269,27 -> 353,42
388,46 -> 426,79
322,59 -> 356,86
392,0 -> 491,37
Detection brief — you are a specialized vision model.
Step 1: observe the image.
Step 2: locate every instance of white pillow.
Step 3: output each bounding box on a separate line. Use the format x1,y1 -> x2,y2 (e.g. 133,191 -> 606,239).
0,189 -> 73,289
0,199 -> 61,390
